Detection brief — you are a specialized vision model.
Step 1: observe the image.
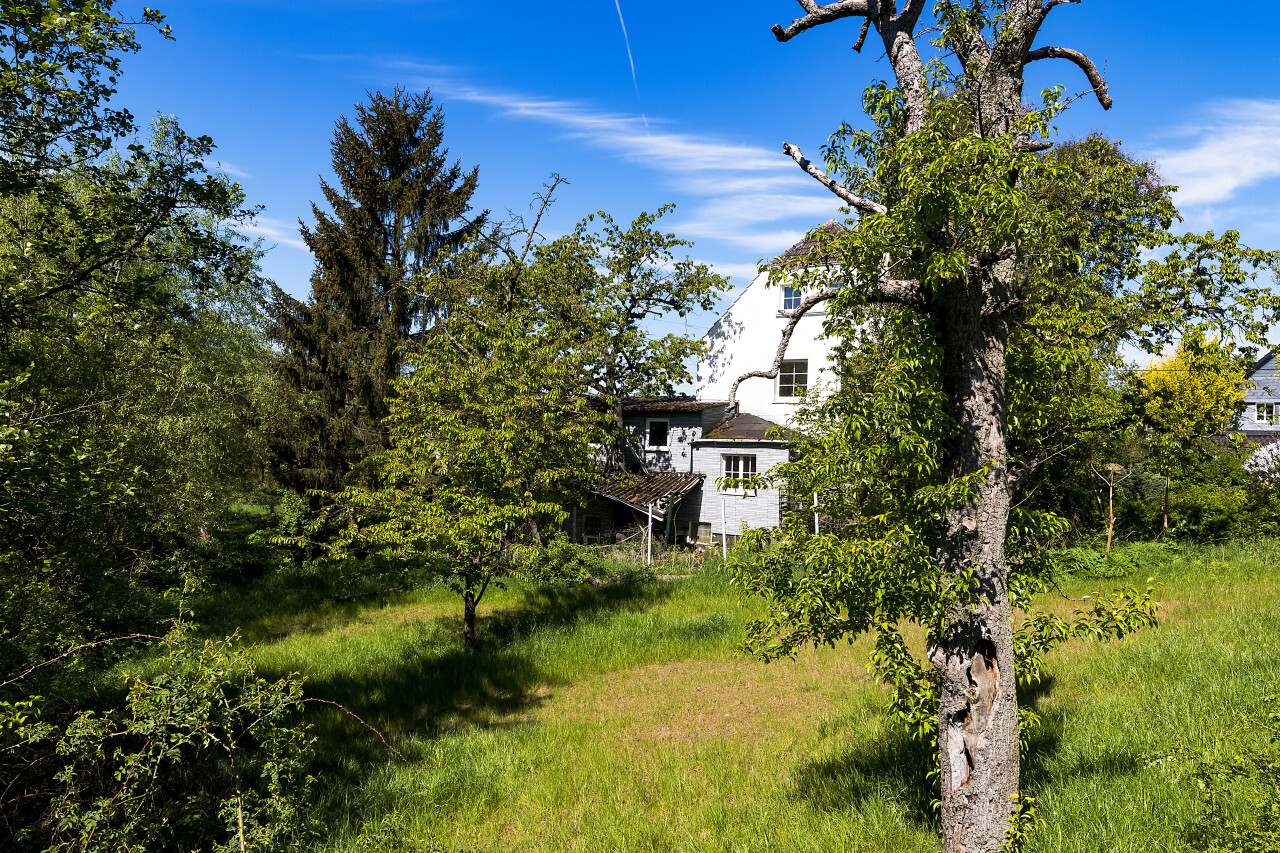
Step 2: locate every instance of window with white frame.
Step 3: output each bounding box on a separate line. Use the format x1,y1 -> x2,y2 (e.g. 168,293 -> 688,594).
647,419 -> 670,449
778,359 -> 808,398
782,285 -> 803,311
583,515 -> 601,543
722,454 -> 757,495
693,521 -> 712,544
1259,403 -> 1276,424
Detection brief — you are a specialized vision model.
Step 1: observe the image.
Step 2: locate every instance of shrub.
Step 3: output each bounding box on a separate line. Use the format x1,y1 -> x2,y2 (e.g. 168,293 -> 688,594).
1,625 -> 316,852
1192,697 -> 1280,853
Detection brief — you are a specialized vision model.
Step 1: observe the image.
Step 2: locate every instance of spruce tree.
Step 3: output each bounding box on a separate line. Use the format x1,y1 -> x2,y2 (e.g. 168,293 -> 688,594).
267,89 -> 481,493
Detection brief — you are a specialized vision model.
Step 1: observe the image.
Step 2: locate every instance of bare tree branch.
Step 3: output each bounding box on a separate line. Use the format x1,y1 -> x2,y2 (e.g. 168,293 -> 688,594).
771,0 -> 869,42
852,17 -> 871,52
783,143 -> 888,216
1025,46 -> 1113,110
728,286 -> 840,410
899,0 -> 929,30
0,634 -> 169,689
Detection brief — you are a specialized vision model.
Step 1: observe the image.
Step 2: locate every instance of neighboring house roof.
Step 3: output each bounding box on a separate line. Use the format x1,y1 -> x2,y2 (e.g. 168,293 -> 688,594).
587,395 -> 728,414
698,413 -> 788,442
590,471 -> 704,515
770,219 -> 848,267
620,396 -> 727,413
1250,350 -> 1276,376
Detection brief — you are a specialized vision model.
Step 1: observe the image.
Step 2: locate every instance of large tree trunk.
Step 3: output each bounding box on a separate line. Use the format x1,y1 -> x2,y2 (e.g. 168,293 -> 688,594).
766,5 -> 1116,850
929,271 -> 1020,853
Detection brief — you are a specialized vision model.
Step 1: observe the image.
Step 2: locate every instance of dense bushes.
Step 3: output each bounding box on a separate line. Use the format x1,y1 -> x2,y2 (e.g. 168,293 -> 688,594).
1,625 -> 315,852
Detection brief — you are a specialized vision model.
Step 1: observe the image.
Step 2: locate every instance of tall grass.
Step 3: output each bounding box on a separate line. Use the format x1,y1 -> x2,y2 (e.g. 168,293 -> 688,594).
194,540 -> 1280,852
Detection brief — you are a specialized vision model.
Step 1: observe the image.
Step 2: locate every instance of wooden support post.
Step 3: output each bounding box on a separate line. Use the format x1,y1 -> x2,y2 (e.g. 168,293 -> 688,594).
721,497 -> 728,560
646,502 -> 653,567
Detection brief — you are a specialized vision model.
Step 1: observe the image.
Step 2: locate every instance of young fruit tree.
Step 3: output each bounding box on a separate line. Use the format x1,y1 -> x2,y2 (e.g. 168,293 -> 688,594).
734,3 -> 1280,850
326,191 -> 720,648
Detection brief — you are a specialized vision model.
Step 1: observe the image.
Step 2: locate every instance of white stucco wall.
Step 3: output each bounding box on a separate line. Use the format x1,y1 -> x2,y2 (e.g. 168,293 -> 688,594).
696,270 -> 837,426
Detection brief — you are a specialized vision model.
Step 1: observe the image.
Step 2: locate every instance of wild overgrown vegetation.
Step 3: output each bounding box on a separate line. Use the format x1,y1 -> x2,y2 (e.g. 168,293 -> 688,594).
3,2 -> 1280,852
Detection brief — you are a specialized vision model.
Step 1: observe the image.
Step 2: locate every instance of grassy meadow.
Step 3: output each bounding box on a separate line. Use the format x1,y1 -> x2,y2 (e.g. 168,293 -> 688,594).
193,540 -> 1280,852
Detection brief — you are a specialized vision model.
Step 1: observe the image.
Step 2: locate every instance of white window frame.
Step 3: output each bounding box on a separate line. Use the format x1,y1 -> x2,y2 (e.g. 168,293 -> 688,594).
646,418 -> 670,450
722,454 -> 758,496
1259,403 -> 1276,425
781,285 -> 803,311
777,359 -> 808,400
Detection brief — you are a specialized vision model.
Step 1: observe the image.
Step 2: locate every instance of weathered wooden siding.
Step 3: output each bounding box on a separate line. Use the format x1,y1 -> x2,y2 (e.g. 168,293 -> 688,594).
1243,352 -> 1280,435
674,441 -> 789,542
621,412 -> 702,472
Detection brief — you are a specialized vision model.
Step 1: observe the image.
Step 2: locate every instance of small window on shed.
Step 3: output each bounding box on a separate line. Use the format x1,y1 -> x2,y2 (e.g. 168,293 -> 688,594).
722,454 -> 758,495
647,419 -> 670,449
583,515 -> 601,543
695,522 -> 712,544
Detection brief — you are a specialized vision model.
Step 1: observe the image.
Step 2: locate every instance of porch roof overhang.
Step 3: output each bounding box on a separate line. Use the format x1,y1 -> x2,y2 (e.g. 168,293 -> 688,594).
589,472 -> 704,516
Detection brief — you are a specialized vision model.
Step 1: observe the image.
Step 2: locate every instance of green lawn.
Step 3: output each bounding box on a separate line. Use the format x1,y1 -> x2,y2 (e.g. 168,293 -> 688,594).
201,541 -> 1280,852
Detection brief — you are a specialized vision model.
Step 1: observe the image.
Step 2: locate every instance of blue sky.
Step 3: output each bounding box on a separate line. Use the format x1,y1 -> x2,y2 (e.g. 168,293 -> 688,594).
115,1 -> 1280,342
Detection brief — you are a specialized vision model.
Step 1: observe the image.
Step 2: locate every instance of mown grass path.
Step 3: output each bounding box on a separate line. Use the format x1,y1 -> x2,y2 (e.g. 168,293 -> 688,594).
209,541 -> 1280,851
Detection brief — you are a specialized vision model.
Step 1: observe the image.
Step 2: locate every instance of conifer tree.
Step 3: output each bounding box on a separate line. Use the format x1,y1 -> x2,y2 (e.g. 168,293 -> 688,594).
267,89 -> 481,493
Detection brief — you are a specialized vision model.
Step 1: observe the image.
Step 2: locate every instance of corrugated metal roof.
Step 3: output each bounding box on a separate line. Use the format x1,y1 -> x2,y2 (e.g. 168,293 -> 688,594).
591,472 -> 704,514
698,413 -> 788,442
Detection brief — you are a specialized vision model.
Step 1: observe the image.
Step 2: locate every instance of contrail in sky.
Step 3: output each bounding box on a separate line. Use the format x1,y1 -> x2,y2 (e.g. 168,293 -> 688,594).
613,0 -> 650,132
613,0 -> 639,95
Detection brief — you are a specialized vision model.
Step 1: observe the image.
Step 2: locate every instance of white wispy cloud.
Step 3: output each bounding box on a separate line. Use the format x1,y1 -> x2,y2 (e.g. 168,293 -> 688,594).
203,158 -> 250,179
243,216 -> 308,252
1147,99 -> 1280,206
692,260 -> 763,283
393,67 -> 842,254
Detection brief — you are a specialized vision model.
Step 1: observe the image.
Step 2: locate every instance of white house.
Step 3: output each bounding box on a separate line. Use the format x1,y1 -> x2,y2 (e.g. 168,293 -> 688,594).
1242,350 -> 1280,437
697,220 -> 844,426
571,398 -> 788,548
569,224 -> 844,549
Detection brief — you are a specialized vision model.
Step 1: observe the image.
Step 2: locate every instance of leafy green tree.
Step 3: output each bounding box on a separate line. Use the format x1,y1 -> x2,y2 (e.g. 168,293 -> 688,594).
1134,333 -> 1245,535
0,111 -> 270,677
538,205 -> 726,471
733,4 -> 1280,849
266,88 -> 482,495
331,217 -> 607,648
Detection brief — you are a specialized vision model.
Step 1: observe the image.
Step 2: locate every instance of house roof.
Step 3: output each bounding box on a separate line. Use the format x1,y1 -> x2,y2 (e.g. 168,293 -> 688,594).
590,471 -> 705,515
587,395 -> 728,414
698,412 -> 788,442
620,396 -> 727,413
770,219 -> 848,268
1249,350 -> 1275,376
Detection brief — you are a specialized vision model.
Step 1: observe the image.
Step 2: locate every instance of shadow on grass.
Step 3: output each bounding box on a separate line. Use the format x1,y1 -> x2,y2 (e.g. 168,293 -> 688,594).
789,725 -> 939,829
280,581 -> 676,764
785,676 -> 1090,831
1020,697 -> 1143,793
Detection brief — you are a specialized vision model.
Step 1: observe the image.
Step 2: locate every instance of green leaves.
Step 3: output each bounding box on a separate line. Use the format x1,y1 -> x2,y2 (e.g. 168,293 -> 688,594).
2,626 -> 315,853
